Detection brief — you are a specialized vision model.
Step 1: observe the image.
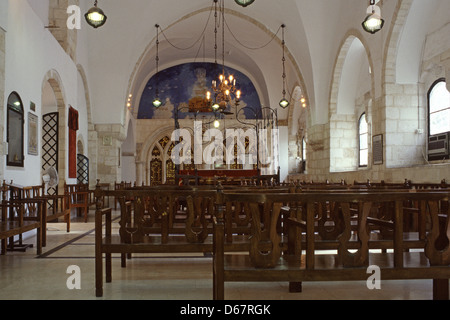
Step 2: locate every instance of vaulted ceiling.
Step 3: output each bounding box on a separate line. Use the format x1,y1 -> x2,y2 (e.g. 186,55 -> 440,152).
28,0 -> 450,127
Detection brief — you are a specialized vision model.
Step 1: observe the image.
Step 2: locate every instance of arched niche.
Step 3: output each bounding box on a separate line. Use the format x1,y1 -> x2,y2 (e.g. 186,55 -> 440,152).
329,34 -> 373,173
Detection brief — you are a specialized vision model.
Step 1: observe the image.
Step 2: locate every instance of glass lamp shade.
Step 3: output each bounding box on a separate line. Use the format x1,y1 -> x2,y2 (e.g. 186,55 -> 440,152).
85,6 -> 107,28
152,98 -> 162,108
234,0 -> 255,7
213,120 -> 220,128
362,11 -> 384,34
279,98 -> 290,109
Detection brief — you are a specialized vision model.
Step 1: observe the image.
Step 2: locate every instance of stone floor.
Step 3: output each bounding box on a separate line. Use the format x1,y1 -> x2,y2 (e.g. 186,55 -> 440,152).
0,209 -> 441,301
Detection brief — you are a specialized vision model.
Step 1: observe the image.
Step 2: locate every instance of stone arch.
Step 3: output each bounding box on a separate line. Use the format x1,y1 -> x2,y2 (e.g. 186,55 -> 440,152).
77,136 -> 84,155
136,125 -> 175,185
381,0 -> 432,168
328,30 -> 374,173
383,0 -> 414,86
287,85 -> 308,174
76,64 -> 98,186
41,69 -> 67,194
125,6 -> 307,127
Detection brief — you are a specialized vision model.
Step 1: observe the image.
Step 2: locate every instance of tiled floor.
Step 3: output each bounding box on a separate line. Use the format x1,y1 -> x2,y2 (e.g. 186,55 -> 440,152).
0,210 -> 441,300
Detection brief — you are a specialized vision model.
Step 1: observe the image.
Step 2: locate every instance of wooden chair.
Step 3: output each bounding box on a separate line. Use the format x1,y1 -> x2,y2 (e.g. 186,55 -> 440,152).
64,183 -> 90,223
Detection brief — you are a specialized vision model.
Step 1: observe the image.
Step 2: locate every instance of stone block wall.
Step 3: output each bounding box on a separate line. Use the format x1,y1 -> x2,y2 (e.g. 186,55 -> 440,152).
95,124 -> 126,187
383,83 -> 427,168
48,0 -> 78,61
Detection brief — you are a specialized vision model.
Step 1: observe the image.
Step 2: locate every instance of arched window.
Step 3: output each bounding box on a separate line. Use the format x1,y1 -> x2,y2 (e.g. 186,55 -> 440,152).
302,137 -> 306,161
300,137 -> 307,173
359,113 -> 368,167
428,79 -> 450,136
7,92 -> 24,167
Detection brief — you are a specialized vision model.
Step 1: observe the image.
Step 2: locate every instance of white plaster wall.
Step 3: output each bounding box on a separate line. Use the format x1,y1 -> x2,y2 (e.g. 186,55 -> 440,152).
76,70 -> 88,156
2,0 -> 86,186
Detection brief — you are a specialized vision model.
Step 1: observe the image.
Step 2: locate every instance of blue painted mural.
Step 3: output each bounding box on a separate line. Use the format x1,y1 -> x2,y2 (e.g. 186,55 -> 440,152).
138,62 -> 262,120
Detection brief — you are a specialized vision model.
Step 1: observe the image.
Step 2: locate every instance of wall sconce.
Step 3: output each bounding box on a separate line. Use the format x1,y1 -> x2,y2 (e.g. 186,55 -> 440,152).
85,0 -> 107,29
362,0 -> 384,34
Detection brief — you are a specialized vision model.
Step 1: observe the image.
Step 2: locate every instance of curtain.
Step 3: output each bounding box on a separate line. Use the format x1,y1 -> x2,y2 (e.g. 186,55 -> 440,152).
68,106 -> 79,179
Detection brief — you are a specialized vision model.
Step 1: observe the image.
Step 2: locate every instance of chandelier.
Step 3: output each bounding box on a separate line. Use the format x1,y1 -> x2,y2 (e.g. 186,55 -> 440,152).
210,74 -> 241,112
207,0 -> 241,113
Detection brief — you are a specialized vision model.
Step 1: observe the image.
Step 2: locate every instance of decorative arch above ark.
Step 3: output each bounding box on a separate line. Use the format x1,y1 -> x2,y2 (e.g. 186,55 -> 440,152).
138,62 -> 262,120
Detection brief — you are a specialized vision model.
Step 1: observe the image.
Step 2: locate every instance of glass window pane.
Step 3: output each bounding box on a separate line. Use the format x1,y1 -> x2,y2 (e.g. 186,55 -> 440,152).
302,138 -> 306,160
360,149 -> 368,167
360,133 -> 368,150
359,114 -> 368,134
430,82 -> 450,113
430,109 -> 450,135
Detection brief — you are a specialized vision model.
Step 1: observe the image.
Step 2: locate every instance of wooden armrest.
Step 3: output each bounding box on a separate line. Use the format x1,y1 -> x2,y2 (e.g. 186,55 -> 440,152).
97,208 -> 112,217
96,208 -> 112,237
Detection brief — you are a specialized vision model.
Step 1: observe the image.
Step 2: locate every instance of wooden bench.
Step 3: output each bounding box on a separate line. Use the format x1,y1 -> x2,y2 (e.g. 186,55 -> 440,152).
93,183 -> 295,297
0,200 -> 43,255
213,190 -> 450,300
113,181 -> 133,209
24,184 -> 70,247
6,182 -> 71,248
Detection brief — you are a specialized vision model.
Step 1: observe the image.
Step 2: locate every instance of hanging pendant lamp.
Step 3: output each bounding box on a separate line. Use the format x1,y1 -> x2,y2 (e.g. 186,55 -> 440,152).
234,0 -> 255,7
85,0 -> 107,29
153,24 -> 162,108
279,24 -> 289,109
362,0 -> 384,34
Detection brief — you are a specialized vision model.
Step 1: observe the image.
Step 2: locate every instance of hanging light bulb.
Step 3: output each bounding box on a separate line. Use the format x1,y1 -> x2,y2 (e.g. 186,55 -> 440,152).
85,0 -> 107,29
279,98 -> 290,109
362,0 -> 385,34
279,24 -> 290,109
153,93 -> 162,108
213,119 -> 220,128
152,24 -> 163,108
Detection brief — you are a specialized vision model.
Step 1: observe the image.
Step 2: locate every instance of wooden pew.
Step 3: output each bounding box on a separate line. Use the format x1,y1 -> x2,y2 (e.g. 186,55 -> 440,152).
93,181 -> 294,297
213,190 -> 450,300
0,200 -> 44,255
94,185 -> 244,297
22,184 -> 70,247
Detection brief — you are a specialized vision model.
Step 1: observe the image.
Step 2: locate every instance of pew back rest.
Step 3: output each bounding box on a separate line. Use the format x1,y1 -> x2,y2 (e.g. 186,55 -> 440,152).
100,188 -> 218,244
219,191 -> 450,268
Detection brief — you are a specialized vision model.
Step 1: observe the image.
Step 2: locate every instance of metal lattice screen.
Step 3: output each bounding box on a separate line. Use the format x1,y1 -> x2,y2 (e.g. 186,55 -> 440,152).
77,154 -> 89,185
42,112 -> 59,196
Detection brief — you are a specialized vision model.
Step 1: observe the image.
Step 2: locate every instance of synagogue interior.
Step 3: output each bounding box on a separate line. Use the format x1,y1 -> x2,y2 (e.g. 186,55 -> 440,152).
0,0 -> 450,303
